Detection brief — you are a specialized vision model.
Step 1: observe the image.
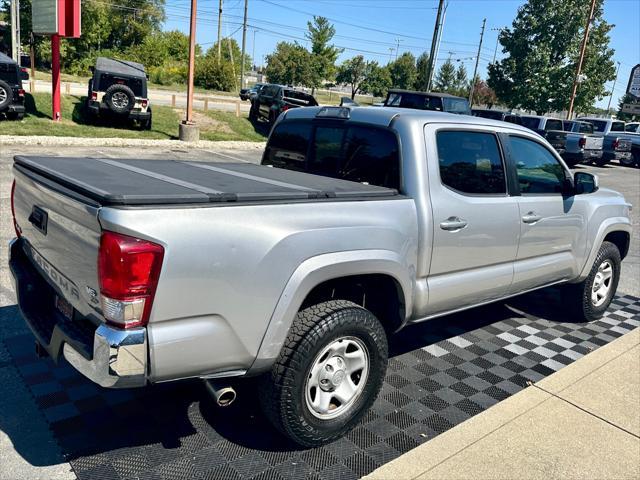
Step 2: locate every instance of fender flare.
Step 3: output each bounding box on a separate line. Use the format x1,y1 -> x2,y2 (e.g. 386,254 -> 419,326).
575,217 -> 632,281
247,249 -> 414,375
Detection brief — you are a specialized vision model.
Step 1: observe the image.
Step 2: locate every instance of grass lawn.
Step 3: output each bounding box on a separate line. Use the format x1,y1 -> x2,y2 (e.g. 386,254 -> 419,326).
0,92 -> 267,142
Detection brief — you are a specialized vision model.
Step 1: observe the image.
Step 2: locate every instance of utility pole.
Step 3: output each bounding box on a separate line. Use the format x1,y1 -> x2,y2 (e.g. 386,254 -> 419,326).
469,18 -> 486,106
567,0 -> 597,120
252,29 -> 257,70
394,38 -> 402,60
606,61 -> 621,114
15,0 -> 20,65
10,0 -> 18,62
217,0 -> 223,63
491,27 -> 503,63
186,0 -> 197,124
388,47 -> 394,64
426,0 -> 445,92
240,0 -> 248,89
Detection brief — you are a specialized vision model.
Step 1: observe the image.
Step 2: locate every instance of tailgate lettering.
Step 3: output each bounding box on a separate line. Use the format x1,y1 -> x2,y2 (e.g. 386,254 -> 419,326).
29,246 -> 80,300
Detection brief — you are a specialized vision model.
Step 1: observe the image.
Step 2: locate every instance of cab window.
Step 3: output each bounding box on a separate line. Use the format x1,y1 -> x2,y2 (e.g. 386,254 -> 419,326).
509,136 -> 567,194
436,131 -> 506,195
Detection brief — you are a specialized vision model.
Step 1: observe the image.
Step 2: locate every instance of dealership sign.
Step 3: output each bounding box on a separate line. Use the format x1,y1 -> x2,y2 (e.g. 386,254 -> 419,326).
627,64 -> 640,99
32,0 -> 81,37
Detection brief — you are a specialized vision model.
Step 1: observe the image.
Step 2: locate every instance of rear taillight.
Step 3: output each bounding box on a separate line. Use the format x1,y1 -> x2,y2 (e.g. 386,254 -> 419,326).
98,231 -> 164,329
18,89 -> 25,97
10,180 -> 21,237
91,91 -> 98,101
612,138 -> 620,150
141,99 -> 148,107
578,137 -> 586,149
281,105 -> 289,112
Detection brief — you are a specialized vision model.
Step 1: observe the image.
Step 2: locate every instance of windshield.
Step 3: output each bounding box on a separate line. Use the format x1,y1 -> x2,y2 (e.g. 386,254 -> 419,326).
442,97 -> 471,115
520,116 -> 542,130
263,121 -> 401,190
586,120 -> 607,133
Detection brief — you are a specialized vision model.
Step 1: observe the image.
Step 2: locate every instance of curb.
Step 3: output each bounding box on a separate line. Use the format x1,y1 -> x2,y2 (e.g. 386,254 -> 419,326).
0,136 -> 266,150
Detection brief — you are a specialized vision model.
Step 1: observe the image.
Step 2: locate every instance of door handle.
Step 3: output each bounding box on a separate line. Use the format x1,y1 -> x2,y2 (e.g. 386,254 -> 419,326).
522,211 -> 542,224
440,216 -> 468,231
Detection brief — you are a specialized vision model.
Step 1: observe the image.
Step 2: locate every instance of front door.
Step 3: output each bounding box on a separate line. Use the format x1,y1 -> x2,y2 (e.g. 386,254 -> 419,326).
505,135 -> 586,293
425,127 -> 521,315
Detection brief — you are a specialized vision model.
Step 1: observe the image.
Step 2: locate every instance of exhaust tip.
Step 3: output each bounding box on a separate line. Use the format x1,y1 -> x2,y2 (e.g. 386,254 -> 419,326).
205,380 -> 237,407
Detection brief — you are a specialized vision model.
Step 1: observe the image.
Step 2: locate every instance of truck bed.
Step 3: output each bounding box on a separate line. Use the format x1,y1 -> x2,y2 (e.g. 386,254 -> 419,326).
14,156 -> 398,206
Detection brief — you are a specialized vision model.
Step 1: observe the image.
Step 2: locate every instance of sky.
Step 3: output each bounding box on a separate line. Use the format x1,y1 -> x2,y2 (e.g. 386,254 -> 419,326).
164,0 -> 640,108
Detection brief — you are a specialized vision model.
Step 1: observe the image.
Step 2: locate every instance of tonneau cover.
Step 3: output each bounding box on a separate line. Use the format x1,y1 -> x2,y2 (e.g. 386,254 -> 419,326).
13,156 -> 398,206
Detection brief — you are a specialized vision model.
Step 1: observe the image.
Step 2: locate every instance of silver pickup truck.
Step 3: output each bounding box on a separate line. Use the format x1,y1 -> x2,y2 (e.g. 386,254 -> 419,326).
545,120 -> 604,167
578,117 -> 635,166
9,107 -> 632,446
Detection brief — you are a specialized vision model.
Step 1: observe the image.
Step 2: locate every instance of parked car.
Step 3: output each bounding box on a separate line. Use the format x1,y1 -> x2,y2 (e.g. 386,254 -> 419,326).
249,84 -> 318,124
545,120 -> 604,167
519,115 -> 564,136
384,89 -> 471,115
472,108 -> 522,125
0,52 -> 27,120
578,117 -> 635,167
85,57 -> 152,129
624,122 -> 640,134
10,107 -> 631,447
240,83 -> 265,101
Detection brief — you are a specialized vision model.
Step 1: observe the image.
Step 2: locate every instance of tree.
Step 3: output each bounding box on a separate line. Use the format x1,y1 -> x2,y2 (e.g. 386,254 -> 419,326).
306,17 -> 342,92
360,63 -> 392,98
453,63 -> 469,96
388,52 -> 417,90
616,94 -> 638,121
415,52 -> 431,91
335,55 -> 368,99
205,38 -> 251,73
265,42 -> 313,86
433,58 -> 456,92
470,75 -> 498,107
195,57 -> 236,92
488,0 -> 616,114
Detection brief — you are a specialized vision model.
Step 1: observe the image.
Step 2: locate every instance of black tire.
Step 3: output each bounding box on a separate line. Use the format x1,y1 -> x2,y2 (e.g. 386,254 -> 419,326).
0,79 -> 12,110
593,156 -> 609,167
249,102 -> 258,121
632,150 -> 640,168
103,84 -> 135,114
620,152 -> 636,167
259,300 -> 388,447
565,241 -> 621,322
6,111 -> 24,121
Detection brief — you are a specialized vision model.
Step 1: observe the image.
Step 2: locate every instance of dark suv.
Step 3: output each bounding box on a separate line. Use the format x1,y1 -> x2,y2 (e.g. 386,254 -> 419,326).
0,52 -> 27,120
86,57 -> 152,129
383,89 -> 471,115
250,84 -> 318,125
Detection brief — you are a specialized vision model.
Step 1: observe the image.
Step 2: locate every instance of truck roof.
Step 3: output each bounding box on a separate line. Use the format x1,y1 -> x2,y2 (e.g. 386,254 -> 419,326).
282,105 -> 533,134
95,57 -> 146,78
13,156 -> 399,206
387,89 -> 462,99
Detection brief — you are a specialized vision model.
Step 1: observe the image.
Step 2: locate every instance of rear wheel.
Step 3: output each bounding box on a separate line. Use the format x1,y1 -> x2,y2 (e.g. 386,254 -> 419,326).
593,156 -> 609,167
620,153 -> 636,167
0,80 -> 12,110
565,241 -> 621,322
259,300 -> 388,447
6,111 -> 24,121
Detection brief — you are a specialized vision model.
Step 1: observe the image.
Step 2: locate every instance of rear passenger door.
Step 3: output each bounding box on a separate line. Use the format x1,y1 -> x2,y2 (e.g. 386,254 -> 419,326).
504,135 -> 586,293
424,125 -> 521,315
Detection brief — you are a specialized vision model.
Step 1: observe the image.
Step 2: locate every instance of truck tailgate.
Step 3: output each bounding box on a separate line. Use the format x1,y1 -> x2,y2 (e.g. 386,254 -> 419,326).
584,136 -> 604,150
12,165 -> 103,322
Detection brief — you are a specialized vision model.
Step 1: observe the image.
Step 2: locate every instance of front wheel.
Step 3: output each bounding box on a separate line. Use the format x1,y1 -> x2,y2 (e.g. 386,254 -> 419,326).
565,241 -> 621,322
259,300 -> 388,447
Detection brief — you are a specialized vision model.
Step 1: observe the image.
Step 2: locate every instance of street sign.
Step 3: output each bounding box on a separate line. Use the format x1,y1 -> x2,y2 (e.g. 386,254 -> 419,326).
622,103 -> 640,115
32,0 -> 81,37
627,64 -> 640,99
32,0 -> 58,35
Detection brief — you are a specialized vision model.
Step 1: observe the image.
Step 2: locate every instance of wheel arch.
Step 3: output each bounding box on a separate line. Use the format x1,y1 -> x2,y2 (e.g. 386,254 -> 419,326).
576,218 -> 632,281
248,249 -> 413,375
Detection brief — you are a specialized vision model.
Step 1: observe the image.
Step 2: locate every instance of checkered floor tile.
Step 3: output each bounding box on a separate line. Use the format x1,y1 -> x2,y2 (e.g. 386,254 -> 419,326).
2,289 -> 639,480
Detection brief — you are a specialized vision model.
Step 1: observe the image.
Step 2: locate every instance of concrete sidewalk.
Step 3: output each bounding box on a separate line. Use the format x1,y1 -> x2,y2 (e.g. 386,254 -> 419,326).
366,327 -> 640,480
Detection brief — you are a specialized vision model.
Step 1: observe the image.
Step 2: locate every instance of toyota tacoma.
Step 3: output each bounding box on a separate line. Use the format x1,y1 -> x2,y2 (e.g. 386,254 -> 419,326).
9,107 -> 632,446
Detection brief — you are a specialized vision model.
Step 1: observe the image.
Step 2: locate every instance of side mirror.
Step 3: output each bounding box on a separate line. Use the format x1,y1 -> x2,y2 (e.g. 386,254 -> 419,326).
574,171 -> 599,194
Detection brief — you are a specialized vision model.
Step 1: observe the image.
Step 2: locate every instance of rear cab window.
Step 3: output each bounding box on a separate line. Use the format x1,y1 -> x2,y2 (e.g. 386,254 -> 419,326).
263,120 -> 401,190
610,121 -> 625,132
544,119 -> 563,131
520,116 -> 542,131
435,131 -> 506,195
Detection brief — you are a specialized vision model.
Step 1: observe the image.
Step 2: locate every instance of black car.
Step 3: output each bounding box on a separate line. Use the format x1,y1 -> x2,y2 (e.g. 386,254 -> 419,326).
250,84 -> 318,125
0,52 -> 28,120
383,89 -> 471,115
86,57 -> 152,129
472,108 -> 522,125
240,83 -> 265,101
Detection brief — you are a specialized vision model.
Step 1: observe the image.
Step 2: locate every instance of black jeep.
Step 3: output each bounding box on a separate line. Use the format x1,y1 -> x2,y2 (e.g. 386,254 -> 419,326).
0,52 -> 27,120
86,57 -> 152,129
